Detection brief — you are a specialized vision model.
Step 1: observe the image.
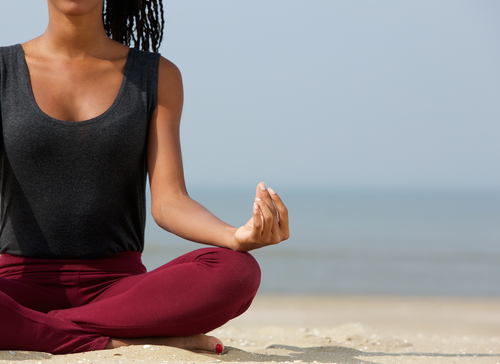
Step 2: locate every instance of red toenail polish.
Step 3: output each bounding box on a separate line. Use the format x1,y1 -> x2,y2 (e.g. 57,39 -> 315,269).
216,344 -> 223,354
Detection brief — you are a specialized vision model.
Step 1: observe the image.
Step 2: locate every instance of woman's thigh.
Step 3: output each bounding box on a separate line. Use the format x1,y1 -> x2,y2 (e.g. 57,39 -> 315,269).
0,277 -> 71,312
49,248 -> 261,337
0,257 -> 74,312
0,252 -> 146,312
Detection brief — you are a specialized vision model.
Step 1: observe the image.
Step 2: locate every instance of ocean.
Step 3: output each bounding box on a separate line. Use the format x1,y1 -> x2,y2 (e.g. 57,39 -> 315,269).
142,187 -> 500,297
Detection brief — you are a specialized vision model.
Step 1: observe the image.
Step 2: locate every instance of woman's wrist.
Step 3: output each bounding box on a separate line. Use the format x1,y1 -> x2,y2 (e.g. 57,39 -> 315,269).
223,226 -> 241,251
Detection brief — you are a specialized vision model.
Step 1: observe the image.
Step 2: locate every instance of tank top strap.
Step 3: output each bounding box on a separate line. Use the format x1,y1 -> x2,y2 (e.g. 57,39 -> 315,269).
123,48 -> 161,122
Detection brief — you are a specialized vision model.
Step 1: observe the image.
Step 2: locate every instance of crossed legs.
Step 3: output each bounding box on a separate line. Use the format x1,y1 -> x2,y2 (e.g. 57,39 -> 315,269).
0,248 -> 261,354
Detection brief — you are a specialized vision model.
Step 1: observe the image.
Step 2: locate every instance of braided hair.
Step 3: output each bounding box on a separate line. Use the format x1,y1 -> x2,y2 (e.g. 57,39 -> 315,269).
103,0 -> 165,53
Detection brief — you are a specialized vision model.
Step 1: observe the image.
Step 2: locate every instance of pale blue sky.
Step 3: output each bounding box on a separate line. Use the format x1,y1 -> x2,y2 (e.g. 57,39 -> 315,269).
2,0 -> 499,190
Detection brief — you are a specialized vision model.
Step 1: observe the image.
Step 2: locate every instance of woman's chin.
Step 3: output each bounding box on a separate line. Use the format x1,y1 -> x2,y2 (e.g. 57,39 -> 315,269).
47,0 -> 104,18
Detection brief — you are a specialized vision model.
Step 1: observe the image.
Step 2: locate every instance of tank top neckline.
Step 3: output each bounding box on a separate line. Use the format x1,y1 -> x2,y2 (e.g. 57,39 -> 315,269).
15,43 -> 135,126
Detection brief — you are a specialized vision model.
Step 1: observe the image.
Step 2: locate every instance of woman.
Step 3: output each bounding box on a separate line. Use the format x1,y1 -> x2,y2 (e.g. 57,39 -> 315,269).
0,0 -> 289,355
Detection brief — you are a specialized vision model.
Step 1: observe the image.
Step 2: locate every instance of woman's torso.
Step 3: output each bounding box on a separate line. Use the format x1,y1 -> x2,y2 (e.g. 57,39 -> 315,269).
0,44 -> 160,258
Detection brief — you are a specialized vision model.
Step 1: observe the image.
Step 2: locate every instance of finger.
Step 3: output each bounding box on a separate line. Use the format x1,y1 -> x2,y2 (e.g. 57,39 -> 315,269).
264,188 -> 281,237
255,197 -> 274,238
257,183 -> 281,241
267,187 -> 290,240
255,182 -> 266,203
250,202 -> 263,240
256,182 -> 277,216
255,182 -> 264,199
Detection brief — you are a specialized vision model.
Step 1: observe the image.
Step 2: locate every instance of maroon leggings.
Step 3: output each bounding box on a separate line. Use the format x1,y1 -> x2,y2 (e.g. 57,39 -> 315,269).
0,248 -> 260,354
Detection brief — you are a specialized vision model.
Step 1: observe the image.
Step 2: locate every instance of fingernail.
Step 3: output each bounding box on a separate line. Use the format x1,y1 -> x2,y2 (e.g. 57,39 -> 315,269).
268,187 -> 276,195
216,344 -> 223,354
259,182 -> 266,190
254,202 -> 259,210
255,197 -> 262,202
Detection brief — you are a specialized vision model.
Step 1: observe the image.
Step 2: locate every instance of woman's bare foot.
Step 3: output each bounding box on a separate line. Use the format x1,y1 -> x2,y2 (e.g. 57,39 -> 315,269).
105,333 -> 224,354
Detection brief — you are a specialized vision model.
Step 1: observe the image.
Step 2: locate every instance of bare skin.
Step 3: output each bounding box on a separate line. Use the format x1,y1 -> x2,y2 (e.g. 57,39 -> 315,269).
21,0 -> 289,355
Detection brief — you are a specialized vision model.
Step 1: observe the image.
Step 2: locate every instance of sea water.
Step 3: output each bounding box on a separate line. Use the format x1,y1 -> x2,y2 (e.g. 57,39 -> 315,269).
143,187 -> 500,297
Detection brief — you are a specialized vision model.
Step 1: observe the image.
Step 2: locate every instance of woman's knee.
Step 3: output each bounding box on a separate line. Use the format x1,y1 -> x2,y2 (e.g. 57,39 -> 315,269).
227,250 -> 261,293
198,248 -> 261,298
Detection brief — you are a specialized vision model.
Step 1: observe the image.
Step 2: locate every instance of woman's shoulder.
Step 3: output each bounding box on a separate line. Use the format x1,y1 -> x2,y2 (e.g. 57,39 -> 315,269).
0,44 -> 20,57
158,55 -> 181,79
156,56 -> 183,102
0,44 -> 22,77
129,47 -> 180,76
125,49 -> 181,95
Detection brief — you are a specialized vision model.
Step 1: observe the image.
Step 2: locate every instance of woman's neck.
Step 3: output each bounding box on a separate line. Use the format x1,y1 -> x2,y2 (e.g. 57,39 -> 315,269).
34,1 -> 115,59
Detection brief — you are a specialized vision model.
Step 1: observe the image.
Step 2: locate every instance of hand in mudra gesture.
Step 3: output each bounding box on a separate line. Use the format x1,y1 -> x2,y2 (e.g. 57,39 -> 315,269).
234,182 -> 289,251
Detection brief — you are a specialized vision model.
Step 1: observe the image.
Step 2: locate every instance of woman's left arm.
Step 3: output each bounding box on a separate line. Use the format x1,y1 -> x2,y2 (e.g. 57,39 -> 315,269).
147,57 -> 289,252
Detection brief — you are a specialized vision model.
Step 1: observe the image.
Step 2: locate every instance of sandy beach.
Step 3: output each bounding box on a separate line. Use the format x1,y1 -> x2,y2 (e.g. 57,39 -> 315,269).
1,294 -> 499,364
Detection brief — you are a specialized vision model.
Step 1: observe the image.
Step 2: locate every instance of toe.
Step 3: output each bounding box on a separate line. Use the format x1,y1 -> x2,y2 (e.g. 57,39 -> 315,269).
195,334 -> 224,354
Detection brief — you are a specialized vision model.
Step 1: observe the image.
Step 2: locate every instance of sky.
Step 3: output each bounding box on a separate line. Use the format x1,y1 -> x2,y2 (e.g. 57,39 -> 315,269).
1,0 -> 499,190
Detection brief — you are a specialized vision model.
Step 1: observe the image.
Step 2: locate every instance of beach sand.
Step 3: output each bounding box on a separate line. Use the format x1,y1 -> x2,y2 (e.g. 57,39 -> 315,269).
2,294 -> 499,364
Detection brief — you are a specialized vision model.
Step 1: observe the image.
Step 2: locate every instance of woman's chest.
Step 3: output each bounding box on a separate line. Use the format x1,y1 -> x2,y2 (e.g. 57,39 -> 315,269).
25,56 -> 127,122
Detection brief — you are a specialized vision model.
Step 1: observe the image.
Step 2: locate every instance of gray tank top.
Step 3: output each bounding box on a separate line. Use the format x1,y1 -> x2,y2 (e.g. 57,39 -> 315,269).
0,44 -> 160,258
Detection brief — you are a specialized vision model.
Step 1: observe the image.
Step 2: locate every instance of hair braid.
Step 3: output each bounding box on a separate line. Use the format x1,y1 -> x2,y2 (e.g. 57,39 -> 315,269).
103,0 -> 165,53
